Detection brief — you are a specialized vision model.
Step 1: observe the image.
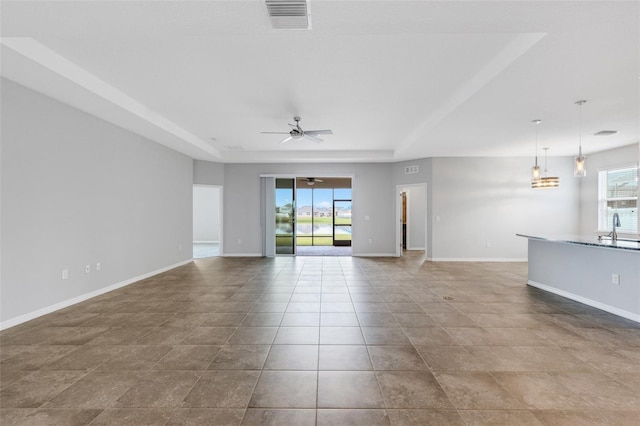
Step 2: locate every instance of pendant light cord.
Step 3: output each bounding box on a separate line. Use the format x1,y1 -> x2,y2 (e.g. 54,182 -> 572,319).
535,123 -> 539,166
578,102 -> 582,156
576,100 -> 586,158
533,119 -> 541,167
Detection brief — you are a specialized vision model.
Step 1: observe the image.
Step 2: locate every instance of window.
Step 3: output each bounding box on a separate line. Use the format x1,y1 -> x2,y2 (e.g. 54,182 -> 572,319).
598,166 -> 638,233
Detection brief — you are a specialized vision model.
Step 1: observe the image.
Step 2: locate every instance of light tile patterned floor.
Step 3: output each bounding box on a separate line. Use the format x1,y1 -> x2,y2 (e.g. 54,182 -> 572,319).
1,253 -> 639,425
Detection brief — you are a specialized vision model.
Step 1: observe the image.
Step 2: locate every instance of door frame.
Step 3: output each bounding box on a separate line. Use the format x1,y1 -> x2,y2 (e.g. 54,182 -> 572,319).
193,184 -> 223,257
261,173 -> 355,257
395,183 -> 427,257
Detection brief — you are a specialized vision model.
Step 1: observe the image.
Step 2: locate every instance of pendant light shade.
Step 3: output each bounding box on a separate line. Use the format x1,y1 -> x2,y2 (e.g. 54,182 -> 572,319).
532,176 -> 560,189
531,119 -> 542,184
574,100 -> 587,177
532,147 -> 560,189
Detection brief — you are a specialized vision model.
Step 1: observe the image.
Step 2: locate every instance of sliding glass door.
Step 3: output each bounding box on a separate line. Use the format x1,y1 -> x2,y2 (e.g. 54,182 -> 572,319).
333,188 -> 352,246
275,178 -> 295,254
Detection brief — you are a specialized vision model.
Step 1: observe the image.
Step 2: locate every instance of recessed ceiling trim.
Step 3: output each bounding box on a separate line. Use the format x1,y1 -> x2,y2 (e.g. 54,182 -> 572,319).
394,32 -> 546,159
0,37 -> 220,160
222,149 -> 394,163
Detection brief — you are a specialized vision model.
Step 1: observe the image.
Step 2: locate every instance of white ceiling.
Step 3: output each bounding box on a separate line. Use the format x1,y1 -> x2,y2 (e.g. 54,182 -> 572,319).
1,1 -> 638,163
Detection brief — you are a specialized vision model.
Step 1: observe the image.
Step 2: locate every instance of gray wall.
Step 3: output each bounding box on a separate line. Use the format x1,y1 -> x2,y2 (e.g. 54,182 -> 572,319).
213,154 -> 586,260
193,159 -> 224,186
193,186 -> 220,242
578,143 -> 640,236
222,163 -> 395,256
428,156 -> 580,260
528,239 -> 640,321
1,79 -> 193,327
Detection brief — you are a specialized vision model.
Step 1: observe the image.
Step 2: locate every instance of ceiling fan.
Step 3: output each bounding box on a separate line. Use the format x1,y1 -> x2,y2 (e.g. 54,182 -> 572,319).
304,177 -> 323,186
261,116 -> 333,143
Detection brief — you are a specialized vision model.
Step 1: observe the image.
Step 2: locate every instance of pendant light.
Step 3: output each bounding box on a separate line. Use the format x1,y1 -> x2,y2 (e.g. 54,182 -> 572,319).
532,147 -> 560,189
574,100 -> 587,177
531,119 -> 542,184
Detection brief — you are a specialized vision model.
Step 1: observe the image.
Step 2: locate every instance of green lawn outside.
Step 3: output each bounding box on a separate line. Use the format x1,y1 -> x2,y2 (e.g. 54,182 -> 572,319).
277,215 -> 352,247
296,216 -> 351,225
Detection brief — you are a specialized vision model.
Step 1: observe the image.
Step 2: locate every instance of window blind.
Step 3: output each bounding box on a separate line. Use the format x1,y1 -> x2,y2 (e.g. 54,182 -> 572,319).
598,167 -> 638,233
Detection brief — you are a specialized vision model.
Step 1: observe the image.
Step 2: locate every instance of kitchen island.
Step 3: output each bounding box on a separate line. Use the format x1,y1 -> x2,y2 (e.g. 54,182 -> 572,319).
517,234 -> 640,323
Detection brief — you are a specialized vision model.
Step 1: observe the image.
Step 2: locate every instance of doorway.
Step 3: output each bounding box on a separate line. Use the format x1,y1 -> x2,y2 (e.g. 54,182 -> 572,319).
193,185 -> 222,258
396,183 -> 427,257
264,176 -> 353,257
294,177 -> 352,256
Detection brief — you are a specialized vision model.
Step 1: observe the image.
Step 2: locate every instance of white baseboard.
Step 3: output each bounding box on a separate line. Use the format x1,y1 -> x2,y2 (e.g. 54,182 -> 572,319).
427,257 -> 528,262
193,240 -> 219,244
353,253 -> 397,257
0,259 -> 193,331
221,253 -> 263,257
528,280 -> 640,324
407,247 -> 426,251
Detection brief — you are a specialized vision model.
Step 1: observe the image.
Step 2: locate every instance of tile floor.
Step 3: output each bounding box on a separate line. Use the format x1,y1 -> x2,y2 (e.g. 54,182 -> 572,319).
1,253 -> 639,425
296,246 -> 352,256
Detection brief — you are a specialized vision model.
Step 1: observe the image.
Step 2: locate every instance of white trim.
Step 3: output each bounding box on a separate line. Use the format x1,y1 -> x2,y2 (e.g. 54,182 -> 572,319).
353,253 -> 397,257
396,186 -> 403,257
221,253 -> 263,257
396,182 -> 428,259
193,240 -> 219,244
528,280 -> 640,324
407,247 -> 426,251
1,38 -> 220,160
259,173 -> 355,179
427,257 -> 528,262
0,259 -> 193,331
192,184 -> 223,256
596,161 -> 639,173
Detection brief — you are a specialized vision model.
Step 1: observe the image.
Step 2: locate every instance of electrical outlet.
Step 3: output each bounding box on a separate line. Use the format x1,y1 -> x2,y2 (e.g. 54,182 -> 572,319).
486,242 -> 491,248
612,273 -> 620,285
179,244 -> 183,251
96,262 -> 101,271
85,264 -> 90,273
62,269 -> 69,280
237,239 -> 242,245
369,238 -> 373,244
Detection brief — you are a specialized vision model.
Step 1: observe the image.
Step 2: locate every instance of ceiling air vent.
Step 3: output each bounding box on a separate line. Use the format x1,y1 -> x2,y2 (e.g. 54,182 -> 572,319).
265,0 -> 311,30
405,165 -> 419,174
594,130 -> 619,136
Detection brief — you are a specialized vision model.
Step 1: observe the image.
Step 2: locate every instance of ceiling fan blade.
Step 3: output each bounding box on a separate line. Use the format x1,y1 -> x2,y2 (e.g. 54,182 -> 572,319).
261,131 -> 290,134
304,129 -> 333,136
303,134 -> 323,143
316,179 -> 323,182
280,136 -> 293,144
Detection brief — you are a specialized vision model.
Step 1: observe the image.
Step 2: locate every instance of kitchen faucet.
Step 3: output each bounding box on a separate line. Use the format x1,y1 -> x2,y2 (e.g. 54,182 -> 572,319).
609,212 -> 621,242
